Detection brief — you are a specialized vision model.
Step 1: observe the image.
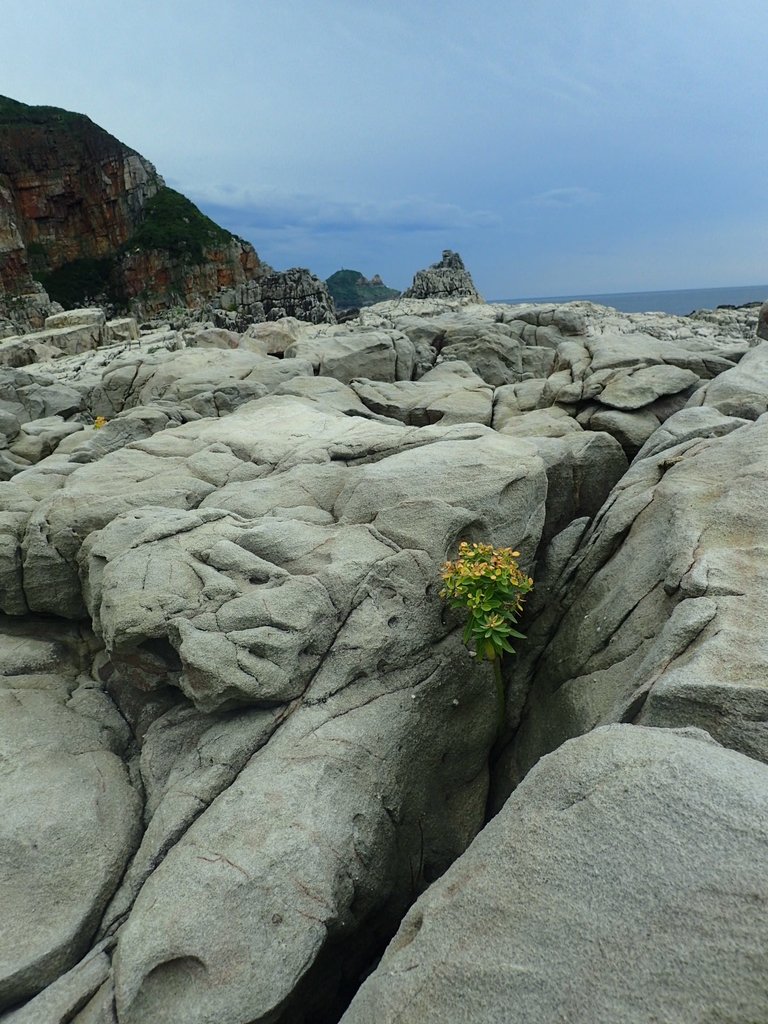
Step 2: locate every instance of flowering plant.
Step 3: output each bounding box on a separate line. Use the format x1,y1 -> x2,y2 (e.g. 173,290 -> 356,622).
440,542 -> 533,733
93,416 -> 108,429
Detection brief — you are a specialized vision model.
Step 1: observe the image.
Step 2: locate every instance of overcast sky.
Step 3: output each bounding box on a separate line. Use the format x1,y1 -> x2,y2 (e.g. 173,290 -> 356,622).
4,0 -> 768,297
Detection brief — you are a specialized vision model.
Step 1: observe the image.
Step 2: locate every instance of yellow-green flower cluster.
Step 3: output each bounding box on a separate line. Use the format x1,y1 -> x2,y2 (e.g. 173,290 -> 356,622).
440,542 -> 533,662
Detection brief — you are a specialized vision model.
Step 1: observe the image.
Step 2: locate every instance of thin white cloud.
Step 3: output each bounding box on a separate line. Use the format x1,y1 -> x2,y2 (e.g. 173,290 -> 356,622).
529,187 -> 601,208
182,184 -> 499,234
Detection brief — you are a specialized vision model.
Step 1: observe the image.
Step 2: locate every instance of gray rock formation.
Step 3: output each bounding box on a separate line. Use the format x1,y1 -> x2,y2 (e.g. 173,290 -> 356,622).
0,616 -> 140,1010
258,267 -> 336,325
0,282 -> 58,336
493,409 -> 768,806
351,361 -> 493,427
1,295 -> 767,1023
284,327 -> 416,383
402,250 -> 483,303
687,340 -> 768,418
0,376 -> 625,1019
341,725 -> 768,1024
757,299 -> 768,341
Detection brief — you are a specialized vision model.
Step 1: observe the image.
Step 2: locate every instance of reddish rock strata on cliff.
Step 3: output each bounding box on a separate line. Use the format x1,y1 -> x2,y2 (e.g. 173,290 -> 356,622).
0,99 -> 160,265
0,95 -> 160,326
0,96 -> 336,326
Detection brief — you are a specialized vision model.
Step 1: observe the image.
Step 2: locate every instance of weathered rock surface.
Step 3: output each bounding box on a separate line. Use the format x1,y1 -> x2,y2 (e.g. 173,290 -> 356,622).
87,347 -> 315,419
0,617 -> 140,1010
257,266 -> 336,325
633,405 -> 751,461
687,340 -> 768,419
284,328 -> 416,383
351,361 -> 493,426
342,725 -> 768,1024
0,369 -> 627,1020
496,412 -> 768,800
428,320 -> 525,387
402,250 -> 482,303
241,316 -> 307,355
2,293 -> 767,1023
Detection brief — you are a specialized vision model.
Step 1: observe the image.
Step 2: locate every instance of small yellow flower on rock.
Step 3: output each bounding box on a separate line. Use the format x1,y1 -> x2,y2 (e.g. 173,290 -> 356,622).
441,541 -> 534,736
93,416 -> 108,429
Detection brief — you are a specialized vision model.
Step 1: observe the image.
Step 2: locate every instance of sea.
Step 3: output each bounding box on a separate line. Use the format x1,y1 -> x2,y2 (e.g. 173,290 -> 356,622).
494,284 -> 768,317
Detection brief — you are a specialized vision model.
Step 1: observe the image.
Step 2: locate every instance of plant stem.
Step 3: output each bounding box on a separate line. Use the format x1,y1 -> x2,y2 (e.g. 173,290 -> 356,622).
492,658 -> 505,739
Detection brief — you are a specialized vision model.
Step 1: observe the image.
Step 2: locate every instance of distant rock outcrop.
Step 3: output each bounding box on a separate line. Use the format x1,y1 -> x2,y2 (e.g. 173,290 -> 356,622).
260,267 -> 336,324
757,300 -> 768,341
0,95 -> 336,327
325,268 -> 400,310
402,249 -> 483,303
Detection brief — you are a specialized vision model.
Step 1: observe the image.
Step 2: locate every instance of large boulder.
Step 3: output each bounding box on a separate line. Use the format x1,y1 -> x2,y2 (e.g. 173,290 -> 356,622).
87,347 -> 315,419
284,328 -> 416,384
430,322 -> 524,387
687,341 -> 768,419
341,725 -> 768,1024
0,313 -> 108,365
633,405 -> 751,462
350,361 -> 493,426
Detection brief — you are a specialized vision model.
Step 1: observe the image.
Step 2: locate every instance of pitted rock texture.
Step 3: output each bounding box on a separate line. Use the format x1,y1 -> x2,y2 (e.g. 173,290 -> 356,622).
2,295 -> 767,1023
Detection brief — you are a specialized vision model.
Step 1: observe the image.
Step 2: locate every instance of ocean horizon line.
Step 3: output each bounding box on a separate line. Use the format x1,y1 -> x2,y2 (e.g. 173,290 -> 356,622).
490,283 -> 768,317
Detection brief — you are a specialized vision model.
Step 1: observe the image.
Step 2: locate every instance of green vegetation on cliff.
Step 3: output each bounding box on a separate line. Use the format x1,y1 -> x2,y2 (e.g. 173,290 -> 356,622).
36,188 -> 235,307
325,269 -> 400,310
0,96 -> 244,312
0,94 -> 87,130
128,187 -> 233,263
37,257 -> 125,309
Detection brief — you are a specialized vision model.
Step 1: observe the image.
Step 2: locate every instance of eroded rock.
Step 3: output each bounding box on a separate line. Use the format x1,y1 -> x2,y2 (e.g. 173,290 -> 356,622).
402,250 -> 482,303
342,726 -> 768,1024
3,293 -> 766,1023
497,414 -> 768,799
0,618 -> 140,1011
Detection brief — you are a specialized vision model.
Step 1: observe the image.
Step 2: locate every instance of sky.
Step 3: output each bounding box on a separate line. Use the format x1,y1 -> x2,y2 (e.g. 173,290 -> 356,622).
3,0 -> 768,297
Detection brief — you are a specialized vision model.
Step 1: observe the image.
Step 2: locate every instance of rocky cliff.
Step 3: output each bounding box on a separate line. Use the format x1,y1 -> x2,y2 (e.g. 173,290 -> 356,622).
0,96 -> 336,327
0,95 -> 161,326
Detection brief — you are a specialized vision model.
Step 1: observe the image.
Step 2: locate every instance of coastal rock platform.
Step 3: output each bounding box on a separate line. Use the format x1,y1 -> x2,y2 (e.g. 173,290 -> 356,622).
0,296 -> 765,1024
